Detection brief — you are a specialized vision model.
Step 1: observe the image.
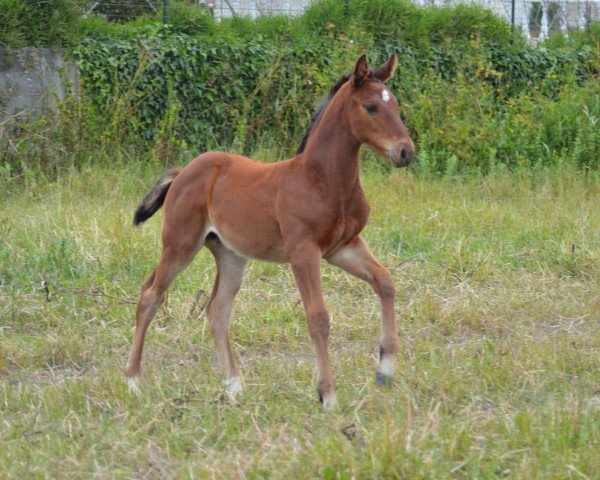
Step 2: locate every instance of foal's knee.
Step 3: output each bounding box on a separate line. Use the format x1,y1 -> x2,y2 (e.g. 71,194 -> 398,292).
374,267 -> 395,300
307,309 -> 330,340
209,316 -> 228,338
137,287 -> 163,312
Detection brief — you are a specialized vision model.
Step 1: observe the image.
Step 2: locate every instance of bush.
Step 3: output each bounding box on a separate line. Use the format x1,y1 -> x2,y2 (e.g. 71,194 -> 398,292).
0,0 -> 83,48
3,0 -> 599,174
73,30 -> 337,154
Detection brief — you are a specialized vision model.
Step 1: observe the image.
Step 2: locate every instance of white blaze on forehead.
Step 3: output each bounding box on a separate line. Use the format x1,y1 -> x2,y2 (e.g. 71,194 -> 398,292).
382,89 -> 391,102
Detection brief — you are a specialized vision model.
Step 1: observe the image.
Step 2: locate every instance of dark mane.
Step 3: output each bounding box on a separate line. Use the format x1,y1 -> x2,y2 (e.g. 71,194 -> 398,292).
296,74 -> 351,155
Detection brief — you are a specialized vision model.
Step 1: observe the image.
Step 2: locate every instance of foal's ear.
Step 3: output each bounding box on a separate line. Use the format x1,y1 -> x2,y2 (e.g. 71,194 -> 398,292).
373,54 -> 398,82
351,54 -> 370,87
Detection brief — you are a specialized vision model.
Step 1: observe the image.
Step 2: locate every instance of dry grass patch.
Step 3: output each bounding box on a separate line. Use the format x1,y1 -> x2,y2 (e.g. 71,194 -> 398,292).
1,163 -> 600,478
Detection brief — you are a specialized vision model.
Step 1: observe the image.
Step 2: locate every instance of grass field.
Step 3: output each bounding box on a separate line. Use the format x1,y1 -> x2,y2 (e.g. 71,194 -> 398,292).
1,159 -> 600,478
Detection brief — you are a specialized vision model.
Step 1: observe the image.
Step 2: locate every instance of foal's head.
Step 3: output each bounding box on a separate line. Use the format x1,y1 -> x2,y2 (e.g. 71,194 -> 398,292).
345,54 -> 414,167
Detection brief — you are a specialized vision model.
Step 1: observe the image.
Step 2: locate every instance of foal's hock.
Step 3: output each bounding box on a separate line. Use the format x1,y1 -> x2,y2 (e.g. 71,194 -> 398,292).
125,54 -> 414,410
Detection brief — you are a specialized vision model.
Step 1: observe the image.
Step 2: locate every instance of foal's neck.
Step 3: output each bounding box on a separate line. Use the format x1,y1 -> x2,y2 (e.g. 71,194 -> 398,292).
302,95 -> 362,195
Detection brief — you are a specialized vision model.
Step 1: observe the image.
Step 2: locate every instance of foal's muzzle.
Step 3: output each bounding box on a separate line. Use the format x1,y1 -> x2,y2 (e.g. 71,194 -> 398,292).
389,141 -> 414,168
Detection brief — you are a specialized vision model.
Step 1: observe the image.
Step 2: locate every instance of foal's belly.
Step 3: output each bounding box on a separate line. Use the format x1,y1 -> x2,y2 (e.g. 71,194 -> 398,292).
206,166 -> 288,262
208,202 -> 368,264
203,155 -> 368,263
207,217 -> 287,263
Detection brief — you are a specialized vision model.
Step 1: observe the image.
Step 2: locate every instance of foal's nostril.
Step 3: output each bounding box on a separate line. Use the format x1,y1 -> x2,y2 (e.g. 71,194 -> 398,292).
389,143 -> 413,167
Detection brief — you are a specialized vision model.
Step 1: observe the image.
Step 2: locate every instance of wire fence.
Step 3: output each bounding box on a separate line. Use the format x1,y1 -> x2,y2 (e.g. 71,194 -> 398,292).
85,0 -> 600,40
427,0 -> 600,39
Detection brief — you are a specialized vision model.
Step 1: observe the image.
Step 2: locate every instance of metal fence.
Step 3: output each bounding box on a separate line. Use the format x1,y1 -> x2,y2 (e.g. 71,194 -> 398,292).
417,0 -> 600,39
83,0 -> 316,21
86,0 -> 600,40
209,0 -> 315,18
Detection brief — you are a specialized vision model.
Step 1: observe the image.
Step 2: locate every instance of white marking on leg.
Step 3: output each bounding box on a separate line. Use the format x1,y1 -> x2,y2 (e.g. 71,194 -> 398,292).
382,89 -> 390,102
378,356 -> 395,377
322,394 -> 338,412
127,376 -> 139,392
224,376 -> 243,398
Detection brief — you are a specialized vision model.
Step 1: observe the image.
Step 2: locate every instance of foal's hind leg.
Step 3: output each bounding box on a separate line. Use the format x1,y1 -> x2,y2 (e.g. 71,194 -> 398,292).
204,237 -> 247,398
327,237 -> 400,387
125,229 -> 204,389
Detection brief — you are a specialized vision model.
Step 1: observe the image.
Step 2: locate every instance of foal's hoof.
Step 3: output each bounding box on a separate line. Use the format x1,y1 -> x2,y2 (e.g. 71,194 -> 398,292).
376,372 -> 393,388
224,377 -> 243,399
323,396 -> 338,412
319,392 -> 338,412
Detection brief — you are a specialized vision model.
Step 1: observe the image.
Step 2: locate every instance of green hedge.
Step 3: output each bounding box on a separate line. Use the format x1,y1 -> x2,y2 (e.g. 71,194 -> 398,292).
71,0 -> 600,171
3,0 -> 599,173
74,31 -> 337,152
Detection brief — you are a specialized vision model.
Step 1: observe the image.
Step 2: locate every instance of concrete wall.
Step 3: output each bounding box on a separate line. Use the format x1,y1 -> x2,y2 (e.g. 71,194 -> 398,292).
0,48 -> 78,140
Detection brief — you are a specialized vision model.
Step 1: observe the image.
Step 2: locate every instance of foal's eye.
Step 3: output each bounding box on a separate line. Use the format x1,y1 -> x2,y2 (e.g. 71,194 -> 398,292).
364,104 -> 378,115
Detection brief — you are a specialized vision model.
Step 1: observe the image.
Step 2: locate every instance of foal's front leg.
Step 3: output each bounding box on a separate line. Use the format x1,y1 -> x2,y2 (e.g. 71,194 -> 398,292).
327,237 -> 400,386
288,242 -> 337,411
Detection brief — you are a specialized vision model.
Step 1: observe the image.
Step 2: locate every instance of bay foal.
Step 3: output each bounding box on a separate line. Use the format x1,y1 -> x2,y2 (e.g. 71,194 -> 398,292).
125,54 -> 414,410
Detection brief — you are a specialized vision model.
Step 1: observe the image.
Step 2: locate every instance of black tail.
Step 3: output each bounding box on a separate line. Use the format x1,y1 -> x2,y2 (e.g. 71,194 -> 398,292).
133,168 -> 181,226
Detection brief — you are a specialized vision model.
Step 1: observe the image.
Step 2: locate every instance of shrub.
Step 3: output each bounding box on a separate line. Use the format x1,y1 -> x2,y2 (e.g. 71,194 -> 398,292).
0,0 -> 83,48
3,0 -> 599,174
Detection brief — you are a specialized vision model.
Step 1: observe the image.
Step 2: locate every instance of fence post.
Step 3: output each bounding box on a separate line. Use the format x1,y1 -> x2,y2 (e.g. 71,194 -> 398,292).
163,0 -> 169,24
510,0 -> 515,30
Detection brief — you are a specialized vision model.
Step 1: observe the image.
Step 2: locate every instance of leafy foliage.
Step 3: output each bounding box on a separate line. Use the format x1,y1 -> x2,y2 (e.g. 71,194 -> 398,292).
2,0 -> 599,173
73,29 -> 336,154
70,0 -> 600,171
0,0 -> 83,48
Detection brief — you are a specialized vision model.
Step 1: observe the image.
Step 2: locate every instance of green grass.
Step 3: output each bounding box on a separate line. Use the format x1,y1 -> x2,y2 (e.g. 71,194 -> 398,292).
1,159 -> 600,478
